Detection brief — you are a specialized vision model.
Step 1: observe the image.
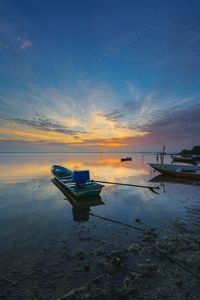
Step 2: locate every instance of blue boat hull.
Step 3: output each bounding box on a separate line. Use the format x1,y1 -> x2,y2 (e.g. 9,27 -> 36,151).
51,165 -> 104,198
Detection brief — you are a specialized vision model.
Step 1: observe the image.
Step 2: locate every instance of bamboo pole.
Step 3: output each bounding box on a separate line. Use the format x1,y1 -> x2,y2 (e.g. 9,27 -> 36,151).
94,180 -> 160,194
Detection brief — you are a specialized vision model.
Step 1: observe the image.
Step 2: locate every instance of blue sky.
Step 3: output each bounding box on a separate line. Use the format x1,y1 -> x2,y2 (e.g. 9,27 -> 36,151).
0,0 -> 200,152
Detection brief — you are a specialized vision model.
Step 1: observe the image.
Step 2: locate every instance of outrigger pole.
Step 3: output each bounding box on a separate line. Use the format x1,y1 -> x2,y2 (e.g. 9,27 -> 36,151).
94,180 -> 160,194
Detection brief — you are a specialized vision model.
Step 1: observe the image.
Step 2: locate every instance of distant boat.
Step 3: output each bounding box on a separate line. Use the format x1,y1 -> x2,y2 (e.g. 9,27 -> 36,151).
149,163 -> 200,180
51,165 -> 104,198
121,157 -> 132,162
171,155 -> 197,165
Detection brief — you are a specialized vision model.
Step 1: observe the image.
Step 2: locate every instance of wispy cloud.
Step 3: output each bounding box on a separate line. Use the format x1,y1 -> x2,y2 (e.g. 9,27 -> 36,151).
0,113 -> 86,136
17,36 -> 32,50
0,17 -> 32,51
129,103 -> 200,149
0,77 -> 198,150
142,104 -> 200,138
97,111 -> 125,123
97,88 -> 143,126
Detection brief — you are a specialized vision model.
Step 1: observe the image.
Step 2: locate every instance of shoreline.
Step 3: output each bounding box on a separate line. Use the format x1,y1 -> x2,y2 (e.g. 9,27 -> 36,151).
58,205 -> 200,300
1,204 -> 200,299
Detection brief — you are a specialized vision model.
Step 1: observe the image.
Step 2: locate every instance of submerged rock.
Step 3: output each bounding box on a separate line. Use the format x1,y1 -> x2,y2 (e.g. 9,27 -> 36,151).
127,242 -> 141,255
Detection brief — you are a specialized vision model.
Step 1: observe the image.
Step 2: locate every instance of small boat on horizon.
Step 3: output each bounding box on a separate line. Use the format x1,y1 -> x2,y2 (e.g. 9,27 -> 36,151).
51,165 -> 104,198
121,157 -> 132,162
149,163 -> 200,180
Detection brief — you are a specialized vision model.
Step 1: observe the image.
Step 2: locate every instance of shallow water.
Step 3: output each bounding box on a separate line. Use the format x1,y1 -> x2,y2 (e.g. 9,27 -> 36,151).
0,153 -> 199,298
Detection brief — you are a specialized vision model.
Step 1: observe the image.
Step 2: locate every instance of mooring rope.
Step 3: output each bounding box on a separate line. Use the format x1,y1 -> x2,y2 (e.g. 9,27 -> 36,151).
90,212 -> 144,232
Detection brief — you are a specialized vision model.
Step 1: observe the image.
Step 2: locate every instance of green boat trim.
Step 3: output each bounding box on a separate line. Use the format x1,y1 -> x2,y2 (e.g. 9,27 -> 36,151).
51,165 -> 104,198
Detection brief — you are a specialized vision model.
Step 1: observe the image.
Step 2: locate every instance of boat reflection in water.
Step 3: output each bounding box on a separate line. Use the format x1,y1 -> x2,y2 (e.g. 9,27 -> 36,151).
150,174 -> 200,187
51,178 -> 104,222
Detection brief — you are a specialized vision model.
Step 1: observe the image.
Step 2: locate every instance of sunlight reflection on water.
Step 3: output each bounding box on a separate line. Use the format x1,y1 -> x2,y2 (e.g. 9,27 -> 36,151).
0,152 -> 199,256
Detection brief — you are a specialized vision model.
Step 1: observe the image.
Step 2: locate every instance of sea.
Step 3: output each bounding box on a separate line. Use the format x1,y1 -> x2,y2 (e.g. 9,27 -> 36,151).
0,152 -> 199,298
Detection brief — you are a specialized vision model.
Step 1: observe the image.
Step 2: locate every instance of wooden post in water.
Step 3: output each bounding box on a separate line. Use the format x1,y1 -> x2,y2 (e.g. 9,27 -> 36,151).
160,145 -> 166,164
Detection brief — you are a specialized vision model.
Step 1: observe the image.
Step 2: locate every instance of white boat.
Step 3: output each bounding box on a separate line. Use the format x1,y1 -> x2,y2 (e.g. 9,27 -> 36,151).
51,165 -> 104,198
149,163 -> 200,180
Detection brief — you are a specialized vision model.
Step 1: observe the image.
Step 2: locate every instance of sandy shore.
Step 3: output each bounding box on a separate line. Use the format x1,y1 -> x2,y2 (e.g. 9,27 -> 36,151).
1,205 -> 200,299
58,205 -> 200,300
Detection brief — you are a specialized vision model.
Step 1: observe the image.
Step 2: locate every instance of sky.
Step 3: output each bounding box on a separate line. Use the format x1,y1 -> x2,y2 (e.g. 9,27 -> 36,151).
0,0 -> 200,152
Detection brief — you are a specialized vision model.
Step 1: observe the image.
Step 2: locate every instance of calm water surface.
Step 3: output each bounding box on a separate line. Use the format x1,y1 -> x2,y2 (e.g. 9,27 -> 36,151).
0,153 -> 200,297
0,153 -> 199,247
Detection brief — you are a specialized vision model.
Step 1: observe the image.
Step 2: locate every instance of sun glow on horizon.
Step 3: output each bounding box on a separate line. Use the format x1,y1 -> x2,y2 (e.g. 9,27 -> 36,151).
0,154 -> 148,184
0,111 -> 149,149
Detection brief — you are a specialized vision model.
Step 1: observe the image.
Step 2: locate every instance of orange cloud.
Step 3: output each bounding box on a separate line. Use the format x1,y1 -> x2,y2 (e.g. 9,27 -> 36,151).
0,127 -> 82,143
0,109 -> 149,150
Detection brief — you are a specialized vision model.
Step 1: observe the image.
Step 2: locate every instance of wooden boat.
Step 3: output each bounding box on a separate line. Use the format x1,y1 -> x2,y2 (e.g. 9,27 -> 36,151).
51,165 -> 104,198
171,155 -> 196,165
149,163 -> 200,180
52,178 -> 104,222
121,157 -> 132,162
52,177 -> 104,207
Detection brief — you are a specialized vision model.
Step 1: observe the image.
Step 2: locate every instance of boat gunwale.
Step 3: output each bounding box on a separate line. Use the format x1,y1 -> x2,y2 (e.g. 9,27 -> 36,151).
149,163 -> 200,180
51,165 -> 104,198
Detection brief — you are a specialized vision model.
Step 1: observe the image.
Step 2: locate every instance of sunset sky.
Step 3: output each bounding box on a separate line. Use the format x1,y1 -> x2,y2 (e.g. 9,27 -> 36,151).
0,0 -> 200,152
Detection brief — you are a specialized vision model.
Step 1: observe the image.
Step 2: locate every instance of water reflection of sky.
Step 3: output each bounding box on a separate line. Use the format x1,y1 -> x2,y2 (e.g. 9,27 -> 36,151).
0,153 -> 148,184
0,153 -> 200,256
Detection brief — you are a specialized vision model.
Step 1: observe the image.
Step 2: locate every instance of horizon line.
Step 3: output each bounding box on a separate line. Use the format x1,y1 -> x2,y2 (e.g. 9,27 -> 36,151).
0,151 -> 177,154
